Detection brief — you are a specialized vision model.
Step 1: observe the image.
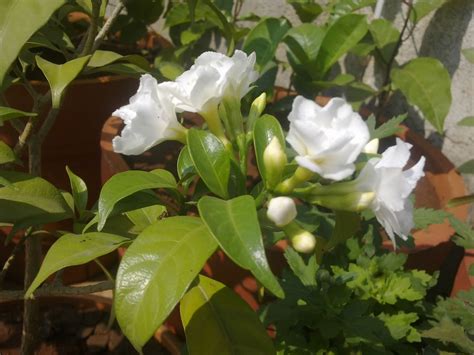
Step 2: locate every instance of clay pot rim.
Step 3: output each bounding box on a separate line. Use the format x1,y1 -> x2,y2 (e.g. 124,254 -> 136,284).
100,96 -> 469,253
0,294 -> 182,354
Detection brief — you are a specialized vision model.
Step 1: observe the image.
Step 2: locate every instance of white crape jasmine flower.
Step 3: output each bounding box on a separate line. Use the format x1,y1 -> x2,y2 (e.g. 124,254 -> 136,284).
356,138 -> 426,247
267,197 -> 297,227
160,50 -> 258,114
286,96 -> 370,181
112,74 -> 187,156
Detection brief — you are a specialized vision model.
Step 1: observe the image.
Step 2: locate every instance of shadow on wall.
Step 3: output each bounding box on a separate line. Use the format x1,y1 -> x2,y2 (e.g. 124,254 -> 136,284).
384,0 -> 472,149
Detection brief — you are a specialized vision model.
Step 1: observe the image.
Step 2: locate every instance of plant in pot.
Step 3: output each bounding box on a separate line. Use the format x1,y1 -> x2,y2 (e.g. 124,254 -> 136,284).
16,48 -> 474,353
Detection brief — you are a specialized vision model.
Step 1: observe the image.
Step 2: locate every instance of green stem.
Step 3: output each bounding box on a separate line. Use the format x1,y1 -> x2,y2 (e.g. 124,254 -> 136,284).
80,0 -> 101,56
201,105 -> 230,147
276,167 -> 314,194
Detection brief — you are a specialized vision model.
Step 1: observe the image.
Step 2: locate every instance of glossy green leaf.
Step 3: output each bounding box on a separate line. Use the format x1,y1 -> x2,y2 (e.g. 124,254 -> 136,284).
458,116 -> 474,126
36,55 -> 91,108
66,166 -> 88,217
253,114 -> 285,186
187,128 -> 230,199
177,145 -> 195,180
115,216 -> 218,352
0,107 -> 37,124
369,18 -> 399,62
462,48 -> 474,64
410,0 -> 447,23
0,142 -> 15,165
203,0 -> 235,55
330,0 -> 376,19
391,57 -> 451,133
181,275 -> 275,355
97,169 -> 176,231
243,18 -> 291,69
87,50 -> 149,71
25,232 -> 128,298
315,14 -> 368,77
125,204 -> 166,232
288,0 -> 323,22
327,211 -> 360,249
284,24 -> 326,78
0,0 -> 65,85
198,195 -> 284,298
0,171 -> 72,225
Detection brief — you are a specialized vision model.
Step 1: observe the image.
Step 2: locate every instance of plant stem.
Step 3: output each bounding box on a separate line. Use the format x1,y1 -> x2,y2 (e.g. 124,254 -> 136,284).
376,0 -> 414,120
80,0 -> 102,56
0,281 -> 114,301
92,0 -> 125,52
0,233 -> 27,288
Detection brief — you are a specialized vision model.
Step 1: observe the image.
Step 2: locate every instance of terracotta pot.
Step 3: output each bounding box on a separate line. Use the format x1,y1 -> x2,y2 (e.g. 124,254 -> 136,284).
1,75 -> 139,203
0,295 -> 182,354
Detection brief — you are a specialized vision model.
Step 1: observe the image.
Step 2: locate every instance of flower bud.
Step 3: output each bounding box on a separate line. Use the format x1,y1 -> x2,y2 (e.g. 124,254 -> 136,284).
251,92 -> 267,117
311,191 -> 375,212
283,221 -> 317,253
247,92 -> 267,130
263,137 -> 287,189
267,197 -> 297,227
363,138 -> 379,154
291,230 -> 317,254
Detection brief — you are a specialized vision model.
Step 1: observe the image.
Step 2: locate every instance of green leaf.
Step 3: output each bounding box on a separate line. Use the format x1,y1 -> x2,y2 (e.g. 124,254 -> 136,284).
410,0 -> 447,23
253,114 -> 285,187
198,195 -> 284,298
0,142 -> 15,165
371,114 -> 407,139
187,128 -> 230,199
284,24 -> 326,78
0,170 -> 72,225
330,0 -> 376,19
422,317 -> 474,353
369,18 -> 399,62
314,14 -> 368,77
36,55 -> 91,108
378,312 -> 420,342
0,107 -> 37,125
462,48 -> 474,64
328,211 -> 360,249
181,275 -> 275,355
284,247 -> 317,286
449,216 -> 474,249
203,0 -> 235,55
458,116 -> 474,126
97,169 -> 176,231
458,159 -> 474,174
0,0 -> 65,85
243,17 -> 291,70
447,194 -> 474,208
115,216 -> 217,352
391,57 -> 451,133
87,50 -> 149,71
288,0 -> 323,23
125,204 -> 166,232
413,208 -> 450,229
66,166 -> 88,217
177,145 -> 195,180
25,232 -> 128,298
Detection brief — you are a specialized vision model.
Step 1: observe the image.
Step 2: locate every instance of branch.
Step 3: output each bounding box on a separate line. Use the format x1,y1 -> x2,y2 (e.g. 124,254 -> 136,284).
0,234 -> 26,288
80,0 -> 102,56
376,0 -> 414,120
92,1 -> 125,52
0,281 -> 114,301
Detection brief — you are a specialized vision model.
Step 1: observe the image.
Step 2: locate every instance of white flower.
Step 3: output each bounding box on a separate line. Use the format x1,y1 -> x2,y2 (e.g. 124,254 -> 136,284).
286,96 -> 370,181
363,138 -> 379,154
160,50 -> 258,114
356,138 -> 425,247
267,197 -> 297,227
112,74 -> 186,156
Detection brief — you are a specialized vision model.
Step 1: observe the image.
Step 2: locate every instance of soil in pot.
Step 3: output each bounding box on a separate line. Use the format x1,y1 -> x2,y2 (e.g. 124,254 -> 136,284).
0,296 -> 170,354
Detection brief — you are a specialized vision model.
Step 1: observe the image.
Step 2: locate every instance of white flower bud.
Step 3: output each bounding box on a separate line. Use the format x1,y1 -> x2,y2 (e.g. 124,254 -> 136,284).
363,138 -> 379,154
291,230 -> 317,254
250,92 -> 267,117
263,137 -> 287,188
267,197 -> 297,227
